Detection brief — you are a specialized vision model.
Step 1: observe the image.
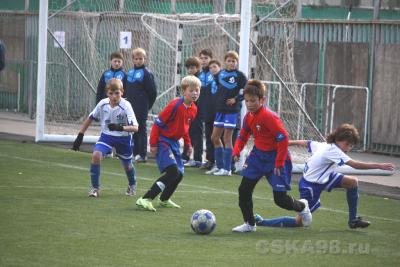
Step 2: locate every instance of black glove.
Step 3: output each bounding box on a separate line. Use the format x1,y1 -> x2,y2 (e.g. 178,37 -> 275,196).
108,123 -> 124,131
72,133 -> 84,151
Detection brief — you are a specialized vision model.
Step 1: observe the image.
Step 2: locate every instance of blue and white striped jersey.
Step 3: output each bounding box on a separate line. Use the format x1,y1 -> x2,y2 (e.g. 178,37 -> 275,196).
89,98 -> 138,137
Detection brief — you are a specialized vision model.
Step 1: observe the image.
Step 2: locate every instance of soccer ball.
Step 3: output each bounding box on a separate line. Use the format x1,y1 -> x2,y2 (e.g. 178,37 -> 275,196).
190,209 -> 216,235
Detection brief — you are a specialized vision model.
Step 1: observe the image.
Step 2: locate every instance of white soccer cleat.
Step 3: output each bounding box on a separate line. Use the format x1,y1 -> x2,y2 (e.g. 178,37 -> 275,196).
88,188 -> 99,197
232,223 -> 256,233
299,199 -> 312,227
205,166 -> 219,175
213,169 -> 232,176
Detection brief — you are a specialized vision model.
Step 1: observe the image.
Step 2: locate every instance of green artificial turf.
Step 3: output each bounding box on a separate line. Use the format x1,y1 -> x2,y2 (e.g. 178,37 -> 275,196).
0,139 -> 399,266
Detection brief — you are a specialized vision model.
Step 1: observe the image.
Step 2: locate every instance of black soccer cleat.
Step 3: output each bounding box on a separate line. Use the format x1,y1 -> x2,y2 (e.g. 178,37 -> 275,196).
348,217 -> 370,229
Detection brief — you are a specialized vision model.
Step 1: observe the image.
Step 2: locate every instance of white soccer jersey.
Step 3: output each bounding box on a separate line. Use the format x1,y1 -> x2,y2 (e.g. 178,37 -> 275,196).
302,141 -> 351,184
89,98 -> 138,137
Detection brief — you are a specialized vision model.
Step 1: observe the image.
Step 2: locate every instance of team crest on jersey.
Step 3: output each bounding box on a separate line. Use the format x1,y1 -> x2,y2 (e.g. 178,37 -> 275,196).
116,114 -> 124,121
169,153 -> 175,159
242,163 -> 248,169
256,124 -> 261,131
228,77 -> 235,83
135,72 -> 142,79
116,74 -> 123,79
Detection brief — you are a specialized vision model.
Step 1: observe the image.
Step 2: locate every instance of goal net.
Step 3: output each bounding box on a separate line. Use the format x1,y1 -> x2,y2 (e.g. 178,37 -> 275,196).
39,0 -> 324,168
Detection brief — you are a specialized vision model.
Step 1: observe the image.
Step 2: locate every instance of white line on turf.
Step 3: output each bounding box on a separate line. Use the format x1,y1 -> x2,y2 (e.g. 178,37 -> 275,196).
1,154 -> 400,223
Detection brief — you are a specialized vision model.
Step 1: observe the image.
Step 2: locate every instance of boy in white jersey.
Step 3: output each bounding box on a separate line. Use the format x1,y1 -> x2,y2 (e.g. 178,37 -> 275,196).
72,78 -> 139,197
255,124 -> 395,229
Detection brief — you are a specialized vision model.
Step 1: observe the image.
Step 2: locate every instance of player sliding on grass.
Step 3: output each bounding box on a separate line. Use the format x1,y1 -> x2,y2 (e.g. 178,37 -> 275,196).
255,123 -> 395,229
136,75 -> 201,211
72,78 -> 139,197
231,80 -> 312,232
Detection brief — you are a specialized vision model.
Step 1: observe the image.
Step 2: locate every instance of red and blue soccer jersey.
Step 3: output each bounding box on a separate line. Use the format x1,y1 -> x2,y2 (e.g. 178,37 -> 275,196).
233,106 -> 289,168
149,98 -> 198,147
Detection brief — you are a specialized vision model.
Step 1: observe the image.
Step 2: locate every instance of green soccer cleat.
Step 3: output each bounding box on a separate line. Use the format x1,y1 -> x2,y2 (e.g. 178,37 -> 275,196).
136,197 -> 156,212
158,199 -> 181,208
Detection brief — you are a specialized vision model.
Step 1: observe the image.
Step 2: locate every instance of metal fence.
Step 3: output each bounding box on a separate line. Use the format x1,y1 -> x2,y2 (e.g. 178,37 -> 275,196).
0,11 -> 399,154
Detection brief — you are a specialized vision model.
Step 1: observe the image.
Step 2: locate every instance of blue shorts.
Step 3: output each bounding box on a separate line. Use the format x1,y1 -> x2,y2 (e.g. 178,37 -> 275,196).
299,172 -> 344,212
94,133 -> 133,163
240,147 -> 292,192
214,112 -> 238,129
156,135 -> 184,174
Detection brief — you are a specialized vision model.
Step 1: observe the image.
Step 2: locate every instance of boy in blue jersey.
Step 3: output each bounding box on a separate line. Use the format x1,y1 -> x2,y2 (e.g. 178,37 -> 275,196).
96,51 -> 126,104
125,48 -> 157,163
254,124 -> 395,229
136,75 -> 201,212
207,51 -> 247,176
182,57 -> 203,168
198,49 -> 217,170
72,78 -> 139,197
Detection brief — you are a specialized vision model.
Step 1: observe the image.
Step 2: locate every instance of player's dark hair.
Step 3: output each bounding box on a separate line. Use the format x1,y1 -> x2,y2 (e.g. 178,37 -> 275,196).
243,79 -> 266,99
199,48 -> 213,58
110,51 -> 124,60
185,57 -> 201,69
209,59 -> 221,67
326,123 -> 360,145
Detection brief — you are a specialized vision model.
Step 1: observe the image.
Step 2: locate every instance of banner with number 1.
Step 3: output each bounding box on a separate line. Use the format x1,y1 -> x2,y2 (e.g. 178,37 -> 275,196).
120,31 -> 132,49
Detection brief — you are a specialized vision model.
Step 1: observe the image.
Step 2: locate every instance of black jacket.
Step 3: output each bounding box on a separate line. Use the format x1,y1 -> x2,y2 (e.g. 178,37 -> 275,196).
96,67 -> 127,104
215,69 -> 247,114
125,65 -> 157,121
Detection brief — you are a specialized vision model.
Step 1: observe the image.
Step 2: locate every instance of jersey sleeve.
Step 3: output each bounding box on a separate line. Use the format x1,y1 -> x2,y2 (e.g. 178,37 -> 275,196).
144,71 -> 157,110
326,146 -> 352,166
96,72 -> 106,104
235,71 -> 248,102
265,111 -> 289,168
233,113 -> 252,157
125,102 -> 138,127
122,71 -> 127,92
149,99 -> 177,146
88,101 -> 102,121
308,140 -> 323,154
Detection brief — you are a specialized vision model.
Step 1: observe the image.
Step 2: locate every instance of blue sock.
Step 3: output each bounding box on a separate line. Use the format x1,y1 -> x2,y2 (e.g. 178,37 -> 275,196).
90,163 -> 100,189
125,165 -> 136,186
214,147 -> 224,169
258,216 -> 298,227
223,148 -> 232,171
347,187 -> 359,222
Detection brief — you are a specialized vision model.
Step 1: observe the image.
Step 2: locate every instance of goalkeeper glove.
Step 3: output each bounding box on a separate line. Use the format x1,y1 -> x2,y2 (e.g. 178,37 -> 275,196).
108,123 -> 124,131
72,133 -> 84,151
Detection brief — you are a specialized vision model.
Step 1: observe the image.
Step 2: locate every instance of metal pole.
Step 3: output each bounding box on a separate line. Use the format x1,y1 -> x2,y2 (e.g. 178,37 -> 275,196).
36,0 -> 48,142
236,0 -> 252,171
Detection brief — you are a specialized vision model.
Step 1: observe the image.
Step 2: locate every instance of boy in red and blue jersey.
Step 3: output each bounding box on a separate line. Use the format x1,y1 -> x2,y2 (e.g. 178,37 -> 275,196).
231,79 -> 312,232
136,75 -> 201,212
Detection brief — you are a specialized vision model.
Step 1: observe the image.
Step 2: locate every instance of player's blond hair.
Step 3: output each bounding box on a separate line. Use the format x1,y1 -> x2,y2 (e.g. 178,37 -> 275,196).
132,47 -> 147,58
106,78 -> 124,93
181,75 -> 201,91
224,50 -> 239,61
